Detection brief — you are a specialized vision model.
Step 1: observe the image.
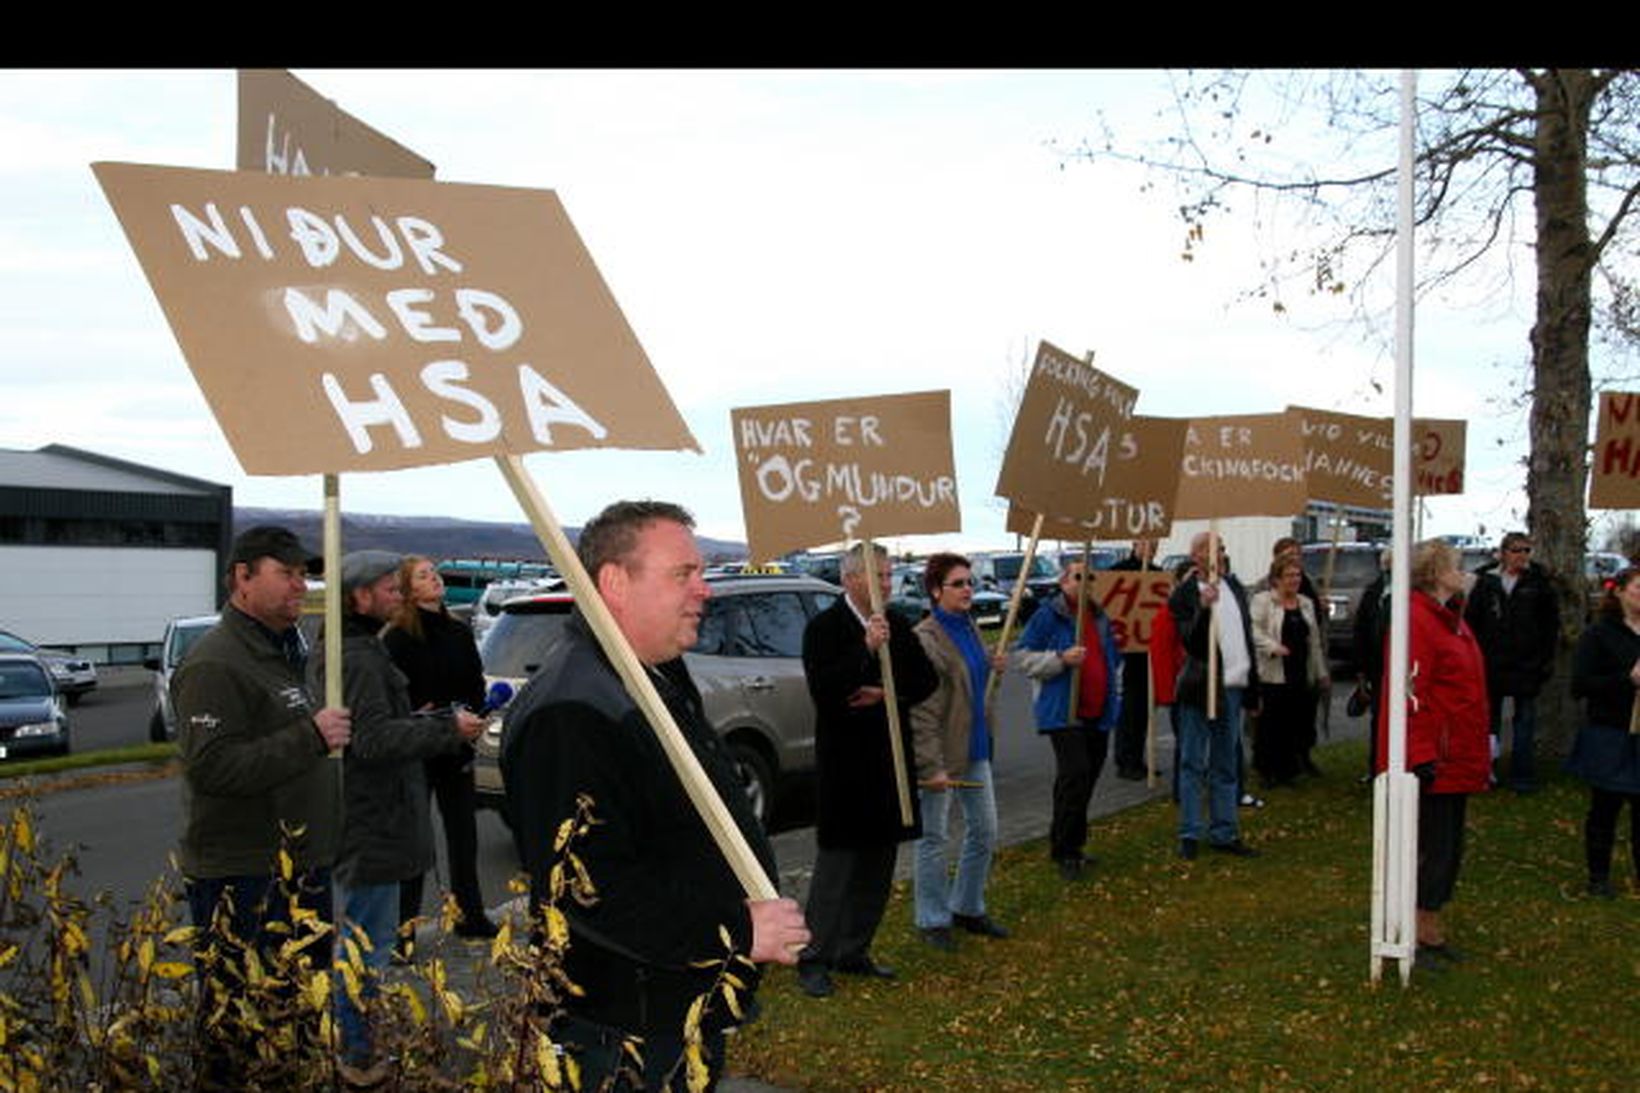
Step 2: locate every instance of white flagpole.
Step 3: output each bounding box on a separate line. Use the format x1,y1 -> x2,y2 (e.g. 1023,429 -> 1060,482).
1372,68 -> 1421,987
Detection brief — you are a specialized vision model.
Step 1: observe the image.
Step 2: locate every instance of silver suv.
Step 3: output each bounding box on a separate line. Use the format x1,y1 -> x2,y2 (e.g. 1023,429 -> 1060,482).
473,572 -> 840,830
145,614 -> 219,742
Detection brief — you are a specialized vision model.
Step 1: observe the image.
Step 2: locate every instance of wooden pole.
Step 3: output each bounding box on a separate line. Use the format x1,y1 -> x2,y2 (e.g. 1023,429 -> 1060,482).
1067,540 -> 1091,715
985,512 -> 1044,709
1145,650 -> 1158,787
494,455 -> 777,899
322,473 -> 343,759
1207,521 -> 1220,721
861,535 -> 915,826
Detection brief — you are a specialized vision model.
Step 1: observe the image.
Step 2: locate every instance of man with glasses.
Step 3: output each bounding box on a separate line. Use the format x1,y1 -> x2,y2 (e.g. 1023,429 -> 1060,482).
1465,531 -> 1561,793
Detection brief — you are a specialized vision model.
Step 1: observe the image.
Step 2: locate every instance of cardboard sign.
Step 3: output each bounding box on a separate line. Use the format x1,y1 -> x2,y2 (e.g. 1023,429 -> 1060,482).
1001,416 -> 1185,539
732,391 -> 959,560
1174,413 -> 1308,519
94,163 -> 698,475
237,69 -> 435,179
1289,405 -> 1393,508
994,341 -> 1140,517
1413,418 -> 1466,497
1089,569 -> 1175,654
1590,392 -> 1640,510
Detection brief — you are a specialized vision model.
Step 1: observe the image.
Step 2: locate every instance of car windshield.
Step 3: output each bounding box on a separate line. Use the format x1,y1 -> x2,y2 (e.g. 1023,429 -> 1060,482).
482,606 -> 572,678
993,555 -> 1056,582
0,663 -> 51,700
1301,551 -> 1382,587
0,632 -> 35,654
170,623 -> 213,665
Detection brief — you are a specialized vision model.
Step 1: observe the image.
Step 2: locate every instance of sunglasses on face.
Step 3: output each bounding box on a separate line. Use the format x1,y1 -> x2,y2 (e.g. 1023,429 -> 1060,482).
943,577 -> 973,589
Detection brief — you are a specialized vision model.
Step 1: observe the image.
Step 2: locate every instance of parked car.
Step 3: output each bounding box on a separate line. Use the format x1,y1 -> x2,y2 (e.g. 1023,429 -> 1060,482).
1300,542 -> 1384,661
0,629 -> 96,706
887,562 -> 1008,628
144,614 -> 219,742
0,653 -> 70,760
473,572 -> 840,830
970,551 -> 1061,620
471,577 -> 560,645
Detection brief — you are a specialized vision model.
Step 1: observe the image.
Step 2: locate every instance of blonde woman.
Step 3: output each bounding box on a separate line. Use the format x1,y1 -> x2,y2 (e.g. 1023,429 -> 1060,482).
1249,557 -> 1328,788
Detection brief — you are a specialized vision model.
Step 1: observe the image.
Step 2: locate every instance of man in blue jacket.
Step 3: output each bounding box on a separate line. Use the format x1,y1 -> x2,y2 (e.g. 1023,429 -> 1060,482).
1017,557 -> 1123,880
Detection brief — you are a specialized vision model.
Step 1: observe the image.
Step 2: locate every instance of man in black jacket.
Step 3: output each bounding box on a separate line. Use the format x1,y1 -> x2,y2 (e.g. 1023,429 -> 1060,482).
1168,532 -> 1262,860
309,550 -> 482,1070
1111,539 -> 1162,780
796,541 -> 938,998
1464,532 -> 1561,793
501,501 -> 808,1090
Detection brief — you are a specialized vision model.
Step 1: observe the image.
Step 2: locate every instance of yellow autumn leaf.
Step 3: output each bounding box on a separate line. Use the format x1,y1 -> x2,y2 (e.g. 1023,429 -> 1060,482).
553,816 -> 576,852
151,961 -> 192,980
545,906 -> 570,948
163,925 -> 197,946
685,1040 -> 709,1092
308,970 -> 330,1012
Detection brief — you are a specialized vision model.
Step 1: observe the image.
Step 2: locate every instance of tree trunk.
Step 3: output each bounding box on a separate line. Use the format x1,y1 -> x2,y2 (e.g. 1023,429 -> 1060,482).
1525,70 -> 1597,754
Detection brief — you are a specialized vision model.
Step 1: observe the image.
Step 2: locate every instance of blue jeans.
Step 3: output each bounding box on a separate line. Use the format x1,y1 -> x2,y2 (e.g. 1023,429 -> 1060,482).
1176,688 -> 1244,845
913,759 -> 997,928
1491,693 -> 1539,790
335,881 -> 400,1064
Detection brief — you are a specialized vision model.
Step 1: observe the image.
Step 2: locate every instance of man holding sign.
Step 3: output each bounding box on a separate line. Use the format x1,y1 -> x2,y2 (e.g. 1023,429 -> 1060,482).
797,542 -> 937,998
501,501 -> 807,1089
1169,532 -> 1263,860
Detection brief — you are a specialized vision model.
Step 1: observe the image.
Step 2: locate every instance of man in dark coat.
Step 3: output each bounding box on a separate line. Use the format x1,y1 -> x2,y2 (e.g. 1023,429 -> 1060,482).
797,541 -> 937,998
1464,531 -> 1561,793
1111,539 -> 1162,780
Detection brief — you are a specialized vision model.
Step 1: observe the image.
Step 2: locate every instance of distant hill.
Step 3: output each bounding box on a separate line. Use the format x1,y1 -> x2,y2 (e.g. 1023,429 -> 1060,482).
233,508 -> 749,564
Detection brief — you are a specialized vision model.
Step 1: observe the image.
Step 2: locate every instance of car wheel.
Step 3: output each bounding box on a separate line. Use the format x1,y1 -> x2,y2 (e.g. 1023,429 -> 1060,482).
149,708 -> 168,744
66,692 -> 82,708
728,739 -> 776,829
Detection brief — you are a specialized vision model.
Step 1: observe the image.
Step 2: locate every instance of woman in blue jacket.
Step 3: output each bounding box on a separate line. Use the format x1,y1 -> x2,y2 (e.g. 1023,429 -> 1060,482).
1017,557 -> 1123,880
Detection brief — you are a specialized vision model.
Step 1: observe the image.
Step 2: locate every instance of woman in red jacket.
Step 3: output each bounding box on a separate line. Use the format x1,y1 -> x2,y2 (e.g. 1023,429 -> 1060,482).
1375,539 -> 1490,970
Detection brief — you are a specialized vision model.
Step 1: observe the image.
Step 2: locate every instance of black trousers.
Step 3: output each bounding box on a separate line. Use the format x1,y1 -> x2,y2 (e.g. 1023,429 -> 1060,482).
1586,787 -> 1640,883
1115,653 -> 1150,775
1417,791 -> 1468,912
801,842 -> 897,966
1049,722 -> 1109,862
400,754 -> 487,927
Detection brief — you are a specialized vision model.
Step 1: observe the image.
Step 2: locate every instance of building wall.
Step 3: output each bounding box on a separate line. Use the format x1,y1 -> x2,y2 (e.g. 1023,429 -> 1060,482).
0,545 -> 217,654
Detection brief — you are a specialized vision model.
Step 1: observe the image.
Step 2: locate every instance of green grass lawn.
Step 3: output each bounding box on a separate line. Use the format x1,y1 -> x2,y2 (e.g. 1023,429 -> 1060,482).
732,744 -> 1639,1091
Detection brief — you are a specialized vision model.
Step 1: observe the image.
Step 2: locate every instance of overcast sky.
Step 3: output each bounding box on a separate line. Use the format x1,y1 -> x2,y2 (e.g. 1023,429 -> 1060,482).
0,69 -> 1565,550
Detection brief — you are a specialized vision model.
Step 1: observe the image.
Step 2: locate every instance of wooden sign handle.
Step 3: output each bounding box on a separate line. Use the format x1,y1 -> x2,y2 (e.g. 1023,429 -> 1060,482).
1207,521 -> 1220,722
1067,539 -> 1091,716
985,512 -> 1043,709
861,535 -> 915,827
322,473 -> 343,759
1629,689 -> 1640,735
495,455 -> 778,900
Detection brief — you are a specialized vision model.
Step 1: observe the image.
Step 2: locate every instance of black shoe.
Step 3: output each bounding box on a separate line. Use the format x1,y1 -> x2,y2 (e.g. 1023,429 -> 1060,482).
796,961 -> 834,998
454,915 -> 500,940
1301,757 -> 1322,777
1178,838 -> 1199,861
1421,942 -> 1467,963
1056,857 -> 1084,881
835,955 -> 896,979
952,913 -> 1009,939
1209,839 -> 1260,858
919,926 -> 958,952
1413,947 -> 1449,974
1589,878 -> 1617,900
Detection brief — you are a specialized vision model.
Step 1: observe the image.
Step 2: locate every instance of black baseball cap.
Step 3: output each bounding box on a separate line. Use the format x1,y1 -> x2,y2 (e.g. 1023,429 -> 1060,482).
228,526 -> 320,573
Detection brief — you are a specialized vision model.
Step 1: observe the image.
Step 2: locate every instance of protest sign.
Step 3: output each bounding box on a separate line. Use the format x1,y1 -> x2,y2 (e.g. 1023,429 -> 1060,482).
1000,416 -> 1185,538
994,340 -> 1140,516
94,163 -> 698,475
1173,412 -> 1308,519
1088,569 -> 1175,654
732,391 -> 958,561
1413,418 -> 1466,497
237,69 -> 434,179
1289,405 -> 1394,508
1590,392 -> 1640,509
